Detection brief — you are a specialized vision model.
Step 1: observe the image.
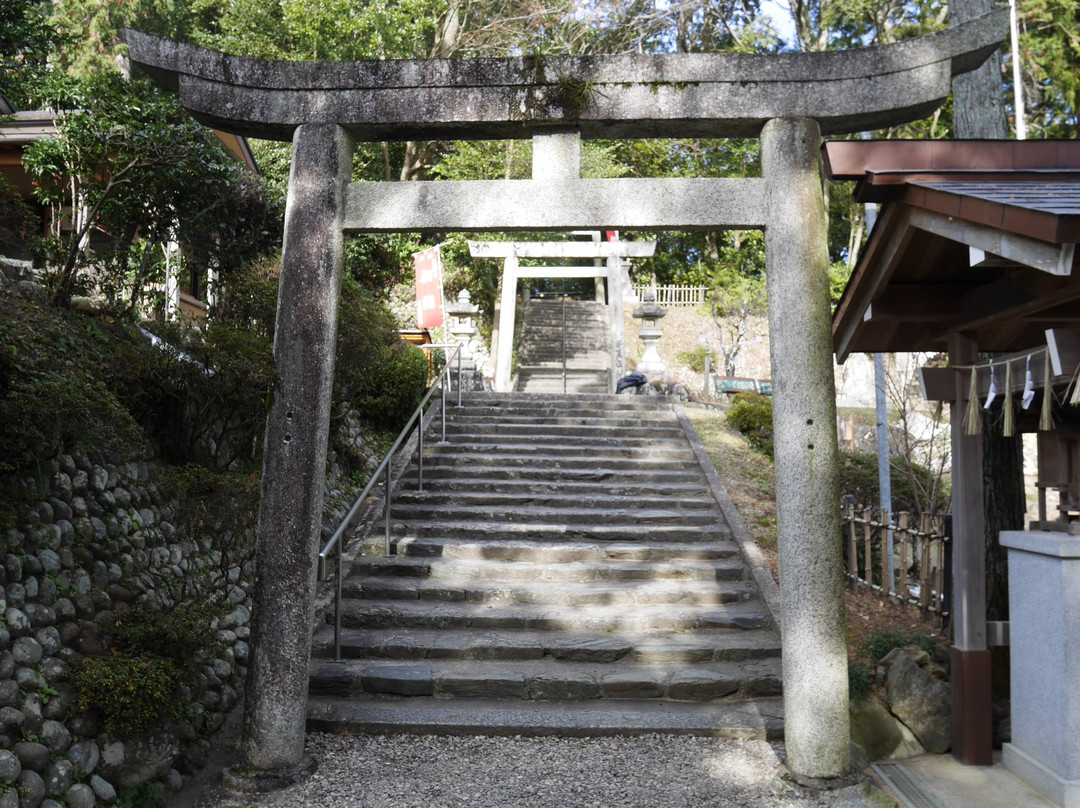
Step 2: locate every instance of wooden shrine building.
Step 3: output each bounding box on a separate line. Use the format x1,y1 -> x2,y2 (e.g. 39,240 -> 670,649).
829,139 -> 1080,805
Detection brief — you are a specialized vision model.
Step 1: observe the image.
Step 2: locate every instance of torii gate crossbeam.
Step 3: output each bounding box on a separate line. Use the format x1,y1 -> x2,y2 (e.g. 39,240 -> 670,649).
126,12 -> 1008,791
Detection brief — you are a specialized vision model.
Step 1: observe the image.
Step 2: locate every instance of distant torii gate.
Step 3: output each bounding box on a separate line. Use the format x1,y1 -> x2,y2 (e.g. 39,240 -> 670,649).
126,10 -> 1009,790
469,238 -> 656,392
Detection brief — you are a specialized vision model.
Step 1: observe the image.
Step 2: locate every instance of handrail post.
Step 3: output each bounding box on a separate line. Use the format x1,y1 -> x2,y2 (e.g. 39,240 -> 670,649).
441,369 -> 447,443
384,461 -> 392,556
457,343 -> 463,406
417,413 -> 424,492
334,533 -> 343,662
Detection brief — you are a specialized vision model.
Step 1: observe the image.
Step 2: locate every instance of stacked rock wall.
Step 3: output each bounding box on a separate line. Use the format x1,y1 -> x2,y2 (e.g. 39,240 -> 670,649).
0,452 -> 253,807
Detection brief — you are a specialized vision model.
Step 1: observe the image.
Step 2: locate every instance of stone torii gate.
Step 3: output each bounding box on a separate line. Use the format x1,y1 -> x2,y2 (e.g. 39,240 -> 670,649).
469,236 -> 656,392
126,11 -> 1008,790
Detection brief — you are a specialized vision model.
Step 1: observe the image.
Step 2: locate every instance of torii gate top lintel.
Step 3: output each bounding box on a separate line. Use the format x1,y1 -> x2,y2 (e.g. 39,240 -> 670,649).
125,10 -> 1006,143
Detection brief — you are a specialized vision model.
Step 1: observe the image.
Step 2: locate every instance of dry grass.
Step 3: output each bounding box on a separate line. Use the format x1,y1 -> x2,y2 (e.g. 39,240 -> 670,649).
685,406 -> 947,664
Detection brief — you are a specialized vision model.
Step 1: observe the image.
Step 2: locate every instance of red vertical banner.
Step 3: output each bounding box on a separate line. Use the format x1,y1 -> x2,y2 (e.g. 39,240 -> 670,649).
413,246 -> 444,329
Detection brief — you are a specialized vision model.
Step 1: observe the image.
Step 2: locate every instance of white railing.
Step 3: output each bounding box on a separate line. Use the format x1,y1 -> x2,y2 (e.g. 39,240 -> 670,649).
632,284 -> 708,307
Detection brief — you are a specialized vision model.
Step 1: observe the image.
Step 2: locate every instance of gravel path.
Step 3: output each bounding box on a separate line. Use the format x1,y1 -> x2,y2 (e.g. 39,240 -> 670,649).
191,734 -> 891,808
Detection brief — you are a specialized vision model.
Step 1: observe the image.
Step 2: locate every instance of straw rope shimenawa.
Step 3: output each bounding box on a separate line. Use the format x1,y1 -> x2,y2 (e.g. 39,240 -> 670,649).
957,348 -> 1055,436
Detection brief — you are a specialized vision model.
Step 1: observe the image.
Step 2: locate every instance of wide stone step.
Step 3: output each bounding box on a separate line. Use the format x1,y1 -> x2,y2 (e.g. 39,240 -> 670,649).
307,695 -> 784,739
311,627 -> 781,664
441,423 -> 683,440
444,413 -> 680,430
430,433 -> 693,450
391,478 -> 712,497
340,576 -> 753,607
456,391 -> 665,404
411,454 -> 698,473
336,598 -> 771,633
391,520 -> 728,543
381,537 -> 742,563
392,490 -> 717,510
420,442 -> 695,461
518,382 -> 610,394
352,556 -> 748,584
389,504 -> 721,527
308,657 -> 782,701
453,392 -> 669,409
398,466 -> 705,486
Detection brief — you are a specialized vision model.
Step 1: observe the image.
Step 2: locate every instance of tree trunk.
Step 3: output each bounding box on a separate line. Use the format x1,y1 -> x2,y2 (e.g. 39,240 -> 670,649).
981,405 -> 1024,620
949,0 -> 1008,139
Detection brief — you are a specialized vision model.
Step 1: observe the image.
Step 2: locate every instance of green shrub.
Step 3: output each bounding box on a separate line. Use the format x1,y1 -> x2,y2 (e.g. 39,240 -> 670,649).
116,781 -> 165,808
839,451 -> 950,516
677,346 -> 709,373
859,630 -> 944,664
70,653 -> 184,737
335,278 -> 429,431
848,660 -> 872,702
142,320 -> 275,471
726,391 -> 774,457
111,601 -> 223,679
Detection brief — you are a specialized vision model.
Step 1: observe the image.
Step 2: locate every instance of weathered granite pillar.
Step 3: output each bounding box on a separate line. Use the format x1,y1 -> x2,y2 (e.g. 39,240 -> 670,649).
761,117 -> 849,779
493,254 -> 518,392
234,124 -> 351,786
607,253 -> 626,391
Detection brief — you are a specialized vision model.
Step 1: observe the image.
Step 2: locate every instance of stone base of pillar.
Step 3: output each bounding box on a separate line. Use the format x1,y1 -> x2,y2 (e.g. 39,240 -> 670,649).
222,755 -> 318,794
950,646 -> 993,765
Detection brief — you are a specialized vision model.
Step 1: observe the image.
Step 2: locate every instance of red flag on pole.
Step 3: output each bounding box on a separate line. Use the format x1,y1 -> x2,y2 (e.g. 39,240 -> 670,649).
413,247 -> 444,329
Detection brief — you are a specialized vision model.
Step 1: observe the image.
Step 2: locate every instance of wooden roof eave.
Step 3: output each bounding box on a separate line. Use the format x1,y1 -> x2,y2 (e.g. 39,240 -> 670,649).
833,202 -> 917,363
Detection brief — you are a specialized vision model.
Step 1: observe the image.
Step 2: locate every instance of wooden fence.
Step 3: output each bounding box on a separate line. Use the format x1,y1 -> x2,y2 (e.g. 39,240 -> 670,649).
632,285 -> 708,307
842,496 -> 950,615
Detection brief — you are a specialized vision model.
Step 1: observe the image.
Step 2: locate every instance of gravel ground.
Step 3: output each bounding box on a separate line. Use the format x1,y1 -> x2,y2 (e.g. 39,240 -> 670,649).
191,733 -> 893,808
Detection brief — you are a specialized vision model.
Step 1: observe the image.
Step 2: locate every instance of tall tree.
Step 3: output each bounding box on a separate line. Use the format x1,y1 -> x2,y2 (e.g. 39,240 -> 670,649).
0,0 -> 57,105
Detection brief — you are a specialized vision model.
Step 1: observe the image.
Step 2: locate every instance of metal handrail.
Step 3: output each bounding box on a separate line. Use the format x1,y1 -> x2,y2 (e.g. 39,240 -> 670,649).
318,343 -> 463,662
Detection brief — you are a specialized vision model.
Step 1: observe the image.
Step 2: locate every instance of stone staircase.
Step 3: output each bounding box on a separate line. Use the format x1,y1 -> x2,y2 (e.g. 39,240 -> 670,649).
308,393 -> 783,738
515,299 -> 610,394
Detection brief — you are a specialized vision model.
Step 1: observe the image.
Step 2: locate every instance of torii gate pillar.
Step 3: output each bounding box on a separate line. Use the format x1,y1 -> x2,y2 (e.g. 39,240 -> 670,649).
762,118 -> 849,778
231,124 -> 351,787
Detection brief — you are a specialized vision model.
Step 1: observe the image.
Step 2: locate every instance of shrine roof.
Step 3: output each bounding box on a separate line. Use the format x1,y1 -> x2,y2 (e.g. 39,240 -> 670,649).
827,140 -> 1080,362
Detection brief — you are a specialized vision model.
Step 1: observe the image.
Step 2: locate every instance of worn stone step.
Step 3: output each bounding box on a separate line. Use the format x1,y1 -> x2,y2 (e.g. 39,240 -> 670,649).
430,433 -> 693,452
307,694 -> 784,739
311,627 -> 781,664
355,557 -> 746,585
409,454 -> 699,474
390,520 -> 728,543
389,504 -> 721,528
441,423 -> 684,440
308,657 -> 782,701
419,442 -> 695,461
444,412 -> 679,429
398,466 -> 704,487
391,478 -> 712,498
378,537 -> 742,563
340,576 -> 754,607
518,382 -> 609,394
336,598 -> 771,633
452,393 -> 672,411
392,490 -> 717,510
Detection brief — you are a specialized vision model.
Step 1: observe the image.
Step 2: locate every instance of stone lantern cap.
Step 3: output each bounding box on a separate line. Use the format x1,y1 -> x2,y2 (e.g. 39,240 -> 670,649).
632,290 -> 667,323
447,288 -> 479,318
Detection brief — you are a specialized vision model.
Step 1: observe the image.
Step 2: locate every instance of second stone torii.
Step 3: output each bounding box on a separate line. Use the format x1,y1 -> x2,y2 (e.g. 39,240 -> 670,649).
468,237 -> 656,392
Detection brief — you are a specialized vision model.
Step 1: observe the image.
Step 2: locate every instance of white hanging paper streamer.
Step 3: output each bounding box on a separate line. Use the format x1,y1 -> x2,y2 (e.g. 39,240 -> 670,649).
1022,354 -> 1036,410
984,359 -> 997,410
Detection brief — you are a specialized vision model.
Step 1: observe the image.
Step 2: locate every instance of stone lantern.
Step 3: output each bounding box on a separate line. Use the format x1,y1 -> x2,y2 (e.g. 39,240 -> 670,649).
446,289 -> 479,359
445,289 -> 488,391
632,290 -> 667,376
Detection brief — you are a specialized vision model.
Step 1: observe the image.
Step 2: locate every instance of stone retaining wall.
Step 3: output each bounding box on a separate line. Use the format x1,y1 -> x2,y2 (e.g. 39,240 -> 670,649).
0,451 -> 253,807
